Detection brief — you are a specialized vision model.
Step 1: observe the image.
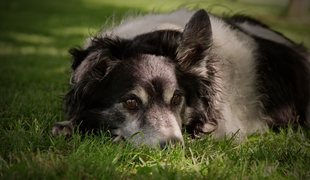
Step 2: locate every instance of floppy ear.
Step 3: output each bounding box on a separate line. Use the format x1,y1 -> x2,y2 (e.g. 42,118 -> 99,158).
177,9 -> 212,71
69,38 -> 126,85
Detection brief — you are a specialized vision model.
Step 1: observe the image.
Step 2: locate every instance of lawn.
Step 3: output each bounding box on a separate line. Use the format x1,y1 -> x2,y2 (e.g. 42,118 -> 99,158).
1,0 -> 310,179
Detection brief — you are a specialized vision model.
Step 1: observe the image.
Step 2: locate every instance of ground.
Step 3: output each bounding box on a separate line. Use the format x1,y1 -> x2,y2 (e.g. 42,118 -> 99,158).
0,0 -> 310,179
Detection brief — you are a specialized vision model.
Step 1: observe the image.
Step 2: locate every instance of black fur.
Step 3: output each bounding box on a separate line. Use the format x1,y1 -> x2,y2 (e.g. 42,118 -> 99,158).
255,38 -> 310,126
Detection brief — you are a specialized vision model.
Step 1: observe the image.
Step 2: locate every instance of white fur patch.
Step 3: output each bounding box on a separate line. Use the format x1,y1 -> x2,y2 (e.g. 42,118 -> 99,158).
105,10 -> 194,39
83,10 -> 195,48
236,22 -> 294,47
208,15 -> 270,138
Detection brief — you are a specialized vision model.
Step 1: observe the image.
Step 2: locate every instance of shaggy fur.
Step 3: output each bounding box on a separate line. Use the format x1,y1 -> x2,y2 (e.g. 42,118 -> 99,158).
52,9 -> 310,148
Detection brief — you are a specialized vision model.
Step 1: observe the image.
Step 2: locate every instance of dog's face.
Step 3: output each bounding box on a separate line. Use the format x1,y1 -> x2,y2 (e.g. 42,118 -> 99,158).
102,54 -> 186,147
67,47 -> 187,148
63,10 -> 217,148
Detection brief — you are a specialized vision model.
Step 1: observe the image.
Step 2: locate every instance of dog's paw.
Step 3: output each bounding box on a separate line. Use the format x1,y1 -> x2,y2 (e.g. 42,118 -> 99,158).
112,135 -> 124,142
51,121 -> 73,137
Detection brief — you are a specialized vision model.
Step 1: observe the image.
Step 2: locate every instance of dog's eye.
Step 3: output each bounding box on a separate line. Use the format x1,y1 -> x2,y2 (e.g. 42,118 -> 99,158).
171,94 -> 181,105
125,99 -> 138,108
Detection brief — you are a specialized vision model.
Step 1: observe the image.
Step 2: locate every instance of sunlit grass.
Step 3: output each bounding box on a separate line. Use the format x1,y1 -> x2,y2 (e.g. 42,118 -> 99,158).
0,44 -> 67,56
6,33 -> 55,44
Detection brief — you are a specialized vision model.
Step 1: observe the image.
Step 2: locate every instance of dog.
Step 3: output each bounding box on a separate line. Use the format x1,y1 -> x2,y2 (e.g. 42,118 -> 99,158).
52,9 -> 310,149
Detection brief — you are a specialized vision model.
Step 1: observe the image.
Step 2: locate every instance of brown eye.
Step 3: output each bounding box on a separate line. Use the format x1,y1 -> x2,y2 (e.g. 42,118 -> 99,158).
171,94 -> 181,105
125,99 -> 138,107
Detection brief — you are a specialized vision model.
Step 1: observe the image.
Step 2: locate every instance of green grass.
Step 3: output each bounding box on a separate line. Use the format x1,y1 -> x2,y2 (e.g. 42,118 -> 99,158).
1,0 -> 310,179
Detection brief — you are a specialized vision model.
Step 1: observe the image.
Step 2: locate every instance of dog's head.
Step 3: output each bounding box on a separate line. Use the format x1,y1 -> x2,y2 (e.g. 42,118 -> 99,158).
65,10 -> 217,148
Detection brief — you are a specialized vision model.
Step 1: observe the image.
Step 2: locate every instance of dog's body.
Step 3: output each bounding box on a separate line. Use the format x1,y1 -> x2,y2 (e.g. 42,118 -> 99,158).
52,9 -> 310,148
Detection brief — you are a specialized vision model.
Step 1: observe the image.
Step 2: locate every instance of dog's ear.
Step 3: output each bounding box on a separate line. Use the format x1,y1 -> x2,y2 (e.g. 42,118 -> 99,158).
177,9 -> 212,71
69,38 -> 126,84
69,48 -> 93,85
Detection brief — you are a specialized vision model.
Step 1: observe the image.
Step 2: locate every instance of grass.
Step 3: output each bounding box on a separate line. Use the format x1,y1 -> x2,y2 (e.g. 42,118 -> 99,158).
1,0 -> 310,179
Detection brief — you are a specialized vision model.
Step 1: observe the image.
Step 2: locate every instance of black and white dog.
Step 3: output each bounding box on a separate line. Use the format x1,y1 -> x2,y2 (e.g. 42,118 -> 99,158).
52,9 -> 310,148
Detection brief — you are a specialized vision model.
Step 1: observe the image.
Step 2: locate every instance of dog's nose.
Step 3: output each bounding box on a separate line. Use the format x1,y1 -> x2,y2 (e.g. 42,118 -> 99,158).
160,141 -> 168,149
159,138 -> 183,149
